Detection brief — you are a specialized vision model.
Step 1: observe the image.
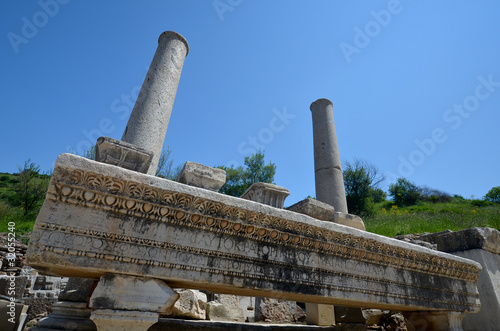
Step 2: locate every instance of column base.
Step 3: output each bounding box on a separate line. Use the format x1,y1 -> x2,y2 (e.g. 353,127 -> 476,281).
91,309 -> 158,331
30,301 -> 96,331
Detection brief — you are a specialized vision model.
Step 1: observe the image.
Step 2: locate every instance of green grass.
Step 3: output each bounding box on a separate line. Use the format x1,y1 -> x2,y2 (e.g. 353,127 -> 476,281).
0,172 -> 41,236
364,200 -> 500,237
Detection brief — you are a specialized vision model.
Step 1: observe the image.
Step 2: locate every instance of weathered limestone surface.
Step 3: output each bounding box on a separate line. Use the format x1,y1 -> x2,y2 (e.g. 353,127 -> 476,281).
330,213 -> 365,231
305,302 -> 335,326
241,182 -> 290,209
150,317 -> 337,330
121,31 -> 189,175
27,154 -> 481,313
255,298 -> 306,323
167,289 -> 207,320
310,99 -> 347,213
33,301 -> 96,331
89,274 -> 179,313
206,301 -> 245,322
95,136 -> 153,174
286,198 -> 335,221
177,161 -> 226,191
420,227 -> 500,331
420,227 -> 500,254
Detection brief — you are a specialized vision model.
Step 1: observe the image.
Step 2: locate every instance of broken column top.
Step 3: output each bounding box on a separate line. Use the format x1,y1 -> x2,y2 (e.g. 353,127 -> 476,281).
159,31 -> 189,56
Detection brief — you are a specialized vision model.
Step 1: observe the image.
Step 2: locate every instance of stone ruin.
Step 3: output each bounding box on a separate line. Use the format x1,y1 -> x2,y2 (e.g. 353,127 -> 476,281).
19,30 -> 494,330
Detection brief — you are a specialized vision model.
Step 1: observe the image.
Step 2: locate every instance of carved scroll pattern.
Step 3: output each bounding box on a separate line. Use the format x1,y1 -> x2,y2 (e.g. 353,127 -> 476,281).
46,166 -> 480,284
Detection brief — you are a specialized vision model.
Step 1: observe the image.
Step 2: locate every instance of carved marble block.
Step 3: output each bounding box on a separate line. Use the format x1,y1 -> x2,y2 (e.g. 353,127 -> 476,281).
27,154 -> 481,314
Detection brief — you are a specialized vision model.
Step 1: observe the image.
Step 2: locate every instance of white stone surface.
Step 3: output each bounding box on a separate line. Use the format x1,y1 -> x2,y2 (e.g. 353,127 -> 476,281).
330,212 -> 366,231
121,31 -> 189,175
310,98 -> 348,213
455,249 -> 500,331
206,301 -> 245,322
90,309 -> 158,331
168,289 -> 206,320
305,303 -> 335,326
89,274 -> 179,314
286,198 -> 335,221
27,154 -> 482,313
240,182 -> 290,208
176,161 -> 226,191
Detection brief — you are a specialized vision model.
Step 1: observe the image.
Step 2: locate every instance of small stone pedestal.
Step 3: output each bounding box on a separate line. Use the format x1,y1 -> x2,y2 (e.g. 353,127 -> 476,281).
89,274 -> 179,331
31,278 -> 96,331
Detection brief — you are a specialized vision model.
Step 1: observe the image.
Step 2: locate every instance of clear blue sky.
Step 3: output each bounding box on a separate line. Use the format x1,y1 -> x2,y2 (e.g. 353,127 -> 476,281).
2,1 -> 500,206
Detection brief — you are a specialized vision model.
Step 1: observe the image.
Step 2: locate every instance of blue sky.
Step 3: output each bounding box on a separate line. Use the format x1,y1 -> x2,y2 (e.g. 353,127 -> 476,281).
2,1 -> 499,206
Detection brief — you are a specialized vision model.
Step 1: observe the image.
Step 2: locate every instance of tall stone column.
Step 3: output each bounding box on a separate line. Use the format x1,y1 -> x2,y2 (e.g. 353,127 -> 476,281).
121,31 -> 189,175
310,98 -> 348,213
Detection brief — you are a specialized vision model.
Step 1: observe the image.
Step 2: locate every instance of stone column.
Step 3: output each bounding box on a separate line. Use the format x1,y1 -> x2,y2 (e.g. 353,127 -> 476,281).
89,274 -> 179,331
310,98 -> 348,213
121,31 -> 189,175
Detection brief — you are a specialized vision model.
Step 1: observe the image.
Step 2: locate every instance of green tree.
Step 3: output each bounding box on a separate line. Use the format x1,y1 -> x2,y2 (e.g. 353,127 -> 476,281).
156,148 -> 182,180
388,177 -> 420,206
11,159 -> 50,217
484,186 -> 500,204
343,159 -> 385,217
217,150 -> 276,197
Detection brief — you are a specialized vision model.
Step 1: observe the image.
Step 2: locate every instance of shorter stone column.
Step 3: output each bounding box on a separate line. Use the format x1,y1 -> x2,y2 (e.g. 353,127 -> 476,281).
89,274 -> 179,331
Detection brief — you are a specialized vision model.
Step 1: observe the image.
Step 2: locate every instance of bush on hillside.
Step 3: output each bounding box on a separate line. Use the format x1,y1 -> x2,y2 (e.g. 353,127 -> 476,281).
388,178 -> 421,207
484,186 -> 500,204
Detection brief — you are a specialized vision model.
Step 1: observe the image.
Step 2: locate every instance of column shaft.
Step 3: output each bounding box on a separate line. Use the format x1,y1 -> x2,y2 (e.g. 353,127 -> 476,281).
310,98 -> 348,213
121,31 -> 189,175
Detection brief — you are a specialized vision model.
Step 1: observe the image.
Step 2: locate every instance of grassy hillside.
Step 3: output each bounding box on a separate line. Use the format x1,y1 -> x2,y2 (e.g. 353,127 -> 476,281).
364,199 -> 500,237
1,169 -> 500,239
0,171 -> 49,234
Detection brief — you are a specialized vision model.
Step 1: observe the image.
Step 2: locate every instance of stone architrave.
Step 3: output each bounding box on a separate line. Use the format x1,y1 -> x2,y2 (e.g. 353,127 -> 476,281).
121,31 -> 189,175
26,154 -> 482,315
310,98 -> 348,213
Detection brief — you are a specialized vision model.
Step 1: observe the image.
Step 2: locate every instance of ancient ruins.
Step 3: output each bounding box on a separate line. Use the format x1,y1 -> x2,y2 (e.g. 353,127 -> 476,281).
20,31 -> 495,330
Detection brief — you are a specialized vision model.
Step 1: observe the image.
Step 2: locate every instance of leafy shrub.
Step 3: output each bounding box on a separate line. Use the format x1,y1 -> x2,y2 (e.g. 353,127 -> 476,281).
371,188 -> 387,203
419,186 -> 452,203
484,186 -> 500,204
388,178 -> 420,206
471,199 -> 494,207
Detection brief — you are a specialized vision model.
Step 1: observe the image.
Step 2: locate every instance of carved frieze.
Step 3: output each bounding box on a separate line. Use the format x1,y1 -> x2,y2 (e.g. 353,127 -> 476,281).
27,154 -> 482,312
